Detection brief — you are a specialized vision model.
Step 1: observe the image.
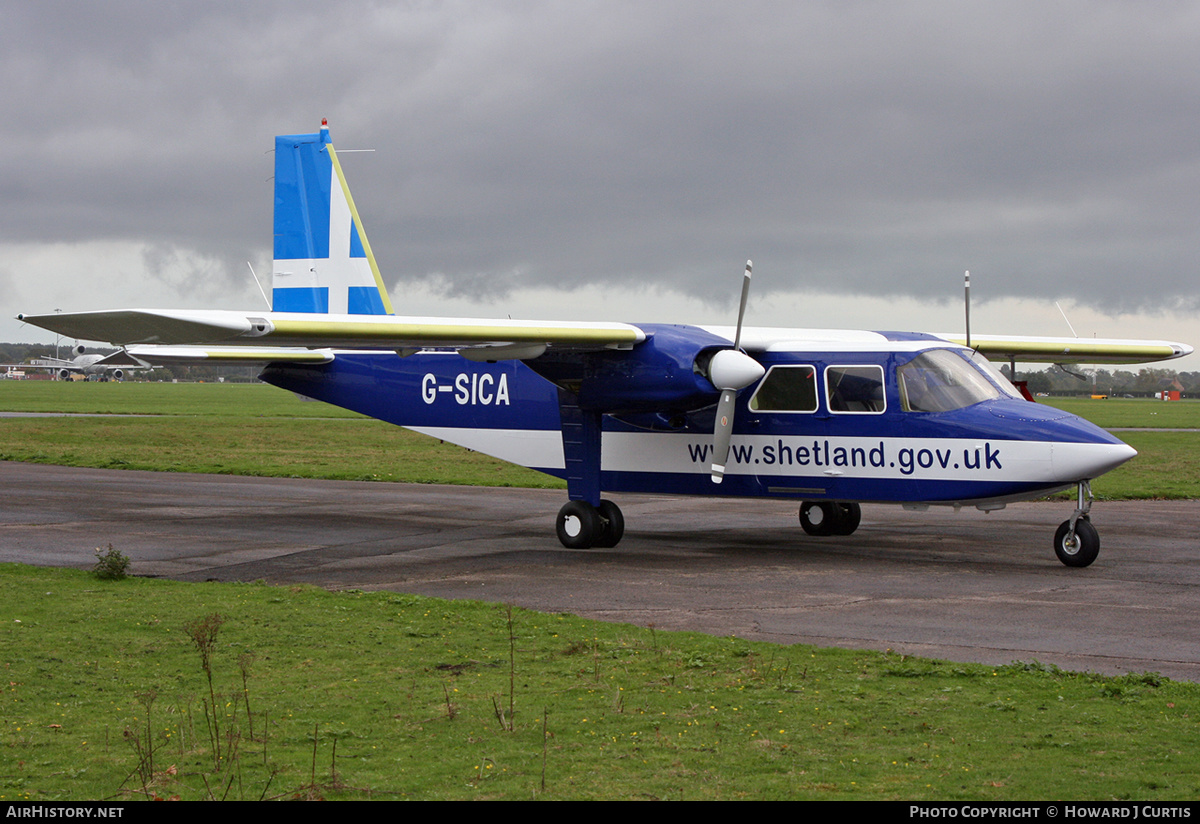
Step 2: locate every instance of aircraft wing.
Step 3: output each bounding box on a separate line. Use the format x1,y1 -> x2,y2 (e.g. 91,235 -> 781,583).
22,309 -> 1191,366
17,309 -> 646,354
932,333 -> 1193,364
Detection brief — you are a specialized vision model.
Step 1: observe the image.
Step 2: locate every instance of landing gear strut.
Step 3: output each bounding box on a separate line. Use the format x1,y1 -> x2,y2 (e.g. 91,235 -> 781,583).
1054,481 -> 1100,567
556,499 -> 624,549
798,501 -> 862,536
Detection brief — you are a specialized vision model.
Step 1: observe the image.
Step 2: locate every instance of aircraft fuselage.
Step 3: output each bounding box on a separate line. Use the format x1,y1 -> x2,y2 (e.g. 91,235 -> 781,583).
260,328 -> 1133,509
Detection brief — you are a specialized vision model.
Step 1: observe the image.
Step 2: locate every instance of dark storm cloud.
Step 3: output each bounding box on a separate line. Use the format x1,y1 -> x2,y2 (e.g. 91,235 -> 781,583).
3,0 -> 1198,314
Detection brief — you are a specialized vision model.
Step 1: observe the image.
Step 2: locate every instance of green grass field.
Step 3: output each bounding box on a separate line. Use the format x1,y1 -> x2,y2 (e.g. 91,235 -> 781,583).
1042,396 -> 1199,429
0,381 -> 364,417
1039,397 -> 1200,499
4,563 -> 1200,801
3,382 -> 1199,800
0,382 -> 563,488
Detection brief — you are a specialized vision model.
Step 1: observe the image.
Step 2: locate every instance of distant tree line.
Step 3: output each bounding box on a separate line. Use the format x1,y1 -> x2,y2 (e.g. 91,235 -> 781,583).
1002,365 -> 1195,397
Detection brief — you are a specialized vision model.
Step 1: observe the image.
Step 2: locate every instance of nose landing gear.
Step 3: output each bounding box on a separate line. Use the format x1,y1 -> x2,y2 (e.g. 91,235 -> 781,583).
1054,481 -> 1099,567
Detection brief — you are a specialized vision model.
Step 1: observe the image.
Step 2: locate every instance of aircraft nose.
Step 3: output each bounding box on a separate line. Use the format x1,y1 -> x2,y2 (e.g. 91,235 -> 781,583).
1052,439 -> 1137,482
989,400 -> 1137,483
1051,422 -> 1132,479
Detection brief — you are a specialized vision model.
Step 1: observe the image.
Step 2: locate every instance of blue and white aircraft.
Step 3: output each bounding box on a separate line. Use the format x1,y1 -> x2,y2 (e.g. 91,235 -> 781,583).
19,121 -> 1193,567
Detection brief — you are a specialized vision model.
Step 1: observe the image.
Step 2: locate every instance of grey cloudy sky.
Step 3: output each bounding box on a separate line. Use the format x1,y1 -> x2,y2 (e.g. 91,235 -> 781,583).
3,0 -> 1197,362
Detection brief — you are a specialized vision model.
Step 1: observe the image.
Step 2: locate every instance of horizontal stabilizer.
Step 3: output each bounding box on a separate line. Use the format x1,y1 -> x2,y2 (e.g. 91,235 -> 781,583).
95,350 -> 152,367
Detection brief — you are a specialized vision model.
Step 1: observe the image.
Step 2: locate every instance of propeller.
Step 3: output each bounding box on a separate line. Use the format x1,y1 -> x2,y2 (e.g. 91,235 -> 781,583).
710,260 -> 765,483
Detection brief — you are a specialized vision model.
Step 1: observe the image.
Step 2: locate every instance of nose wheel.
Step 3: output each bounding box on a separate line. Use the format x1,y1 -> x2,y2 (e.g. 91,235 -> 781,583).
1054,481 -> 1099,567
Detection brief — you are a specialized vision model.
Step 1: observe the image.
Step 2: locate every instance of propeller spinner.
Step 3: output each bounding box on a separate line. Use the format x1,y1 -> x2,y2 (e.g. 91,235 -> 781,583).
710,261 -> 765,483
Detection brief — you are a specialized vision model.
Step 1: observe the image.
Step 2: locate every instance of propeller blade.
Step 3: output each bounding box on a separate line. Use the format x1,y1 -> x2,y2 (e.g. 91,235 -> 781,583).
733,260 -> 751,350
710,260 -> 760,484
711,388 -> 738,483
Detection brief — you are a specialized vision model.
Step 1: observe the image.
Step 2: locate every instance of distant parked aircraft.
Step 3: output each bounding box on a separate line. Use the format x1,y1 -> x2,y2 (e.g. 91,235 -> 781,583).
0,345 -> 149,381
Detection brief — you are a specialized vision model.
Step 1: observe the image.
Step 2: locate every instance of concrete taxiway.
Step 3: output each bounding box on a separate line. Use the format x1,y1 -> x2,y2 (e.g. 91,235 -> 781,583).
3,462 -> 1197,680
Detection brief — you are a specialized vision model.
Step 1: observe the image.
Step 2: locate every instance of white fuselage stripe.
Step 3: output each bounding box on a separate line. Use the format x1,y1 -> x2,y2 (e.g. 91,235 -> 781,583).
406,426 -> 1134,484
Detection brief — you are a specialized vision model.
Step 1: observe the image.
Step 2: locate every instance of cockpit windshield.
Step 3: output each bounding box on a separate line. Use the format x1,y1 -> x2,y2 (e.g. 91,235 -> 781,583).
897,349 -> 1006,413
968,351 -> 1027,400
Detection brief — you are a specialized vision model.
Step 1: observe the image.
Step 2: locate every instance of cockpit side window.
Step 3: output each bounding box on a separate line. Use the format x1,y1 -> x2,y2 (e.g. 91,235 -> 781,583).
898,349 -> 1006,412
749,365 -> 818,412
825,365 -> 886,414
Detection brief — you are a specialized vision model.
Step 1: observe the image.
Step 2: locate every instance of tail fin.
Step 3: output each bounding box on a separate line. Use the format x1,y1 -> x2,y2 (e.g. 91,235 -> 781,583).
272,119 -> 393,315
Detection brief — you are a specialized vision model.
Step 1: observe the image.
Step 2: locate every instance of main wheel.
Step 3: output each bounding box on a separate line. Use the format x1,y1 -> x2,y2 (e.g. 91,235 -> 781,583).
1054,518 -> 1100,567
799,501 -> 844,536
831,502 -> 862,535
556,501 -> 600,549
592,499 -> 625,548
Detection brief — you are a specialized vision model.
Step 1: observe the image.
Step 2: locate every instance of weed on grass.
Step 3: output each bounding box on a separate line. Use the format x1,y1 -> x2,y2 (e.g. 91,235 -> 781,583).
90,545 -> 130,581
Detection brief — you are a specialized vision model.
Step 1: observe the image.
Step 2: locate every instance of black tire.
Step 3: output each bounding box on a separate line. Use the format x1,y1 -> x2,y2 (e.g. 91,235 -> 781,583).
832,502 -> 862,535
556,501 -> 599,549
593,499 -> 625,548
799,501 -> 843,536
1054,518 -> 1100,567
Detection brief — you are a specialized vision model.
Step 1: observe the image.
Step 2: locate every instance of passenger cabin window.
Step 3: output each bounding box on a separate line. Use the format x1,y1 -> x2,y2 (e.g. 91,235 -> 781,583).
825,365 -> 886,413
749,365 -> 817,412
898,349 -> 1006,412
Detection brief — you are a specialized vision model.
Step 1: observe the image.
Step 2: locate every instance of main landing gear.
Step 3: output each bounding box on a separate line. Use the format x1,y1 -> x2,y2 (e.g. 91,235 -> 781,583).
798,501 -> 862,536
556,499 -> 625,549
1054,480 -> 1100,568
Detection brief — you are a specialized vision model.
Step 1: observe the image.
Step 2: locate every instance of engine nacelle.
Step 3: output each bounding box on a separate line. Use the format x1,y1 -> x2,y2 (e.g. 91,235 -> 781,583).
531,324 -> 748,415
